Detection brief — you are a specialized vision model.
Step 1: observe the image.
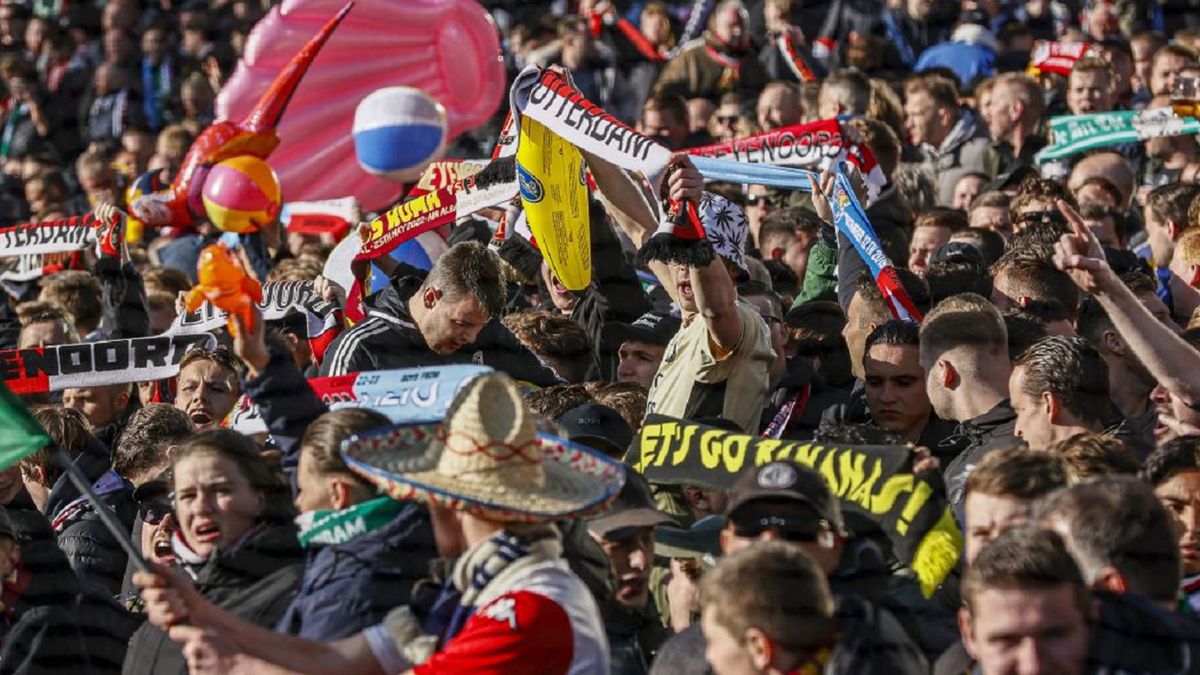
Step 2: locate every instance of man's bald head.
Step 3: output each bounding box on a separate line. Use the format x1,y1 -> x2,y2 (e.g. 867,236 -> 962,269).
1068,152 -> 1135,210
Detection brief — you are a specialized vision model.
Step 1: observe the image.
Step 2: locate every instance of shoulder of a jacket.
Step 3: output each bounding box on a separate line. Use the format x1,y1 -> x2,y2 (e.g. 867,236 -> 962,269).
500,560 -> 595,609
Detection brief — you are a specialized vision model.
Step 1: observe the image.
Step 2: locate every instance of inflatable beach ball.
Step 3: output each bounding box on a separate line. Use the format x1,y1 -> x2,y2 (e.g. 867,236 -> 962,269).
353,87 -> 448,183
201,156 -> 282,234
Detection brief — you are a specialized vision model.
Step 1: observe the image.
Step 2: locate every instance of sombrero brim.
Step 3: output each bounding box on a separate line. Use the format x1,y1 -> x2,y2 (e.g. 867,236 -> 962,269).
341,421 -> 626,523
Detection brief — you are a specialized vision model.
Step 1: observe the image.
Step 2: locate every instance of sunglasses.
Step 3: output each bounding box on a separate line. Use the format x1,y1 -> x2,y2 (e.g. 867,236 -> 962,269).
137,501 -> 172,526
716,115 -> 740,125
747,194 -> 774,208
1017,210 -> 1067,226
731,513 -> 823,542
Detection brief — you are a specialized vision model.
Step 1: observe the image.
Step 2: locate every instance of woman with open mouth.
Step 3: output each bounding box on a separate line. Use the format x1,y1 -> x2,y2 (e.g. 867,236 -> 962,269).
123,429 -> 302,675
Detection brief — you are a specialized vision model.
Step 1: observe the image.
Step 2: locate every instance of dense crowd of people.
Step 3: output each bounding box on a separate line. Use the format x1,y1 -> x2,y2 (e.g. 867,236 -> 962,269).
5,0 -> 1200,673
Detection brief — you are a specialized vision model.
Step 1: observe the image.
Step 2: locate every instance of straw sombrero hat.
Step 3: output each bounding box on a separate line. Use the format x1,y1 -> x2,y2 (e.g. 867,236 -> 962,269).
340,372 -> 626,522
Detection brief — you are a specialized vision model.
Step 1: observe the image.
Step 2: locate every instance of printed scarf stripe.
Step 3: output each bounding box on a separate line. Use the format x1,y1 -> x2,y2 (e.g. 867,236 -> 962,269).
776,33 -> 817,83
0,214 -> 99,256
1038,107 -> 1200,162
829,164 -> 921,323
0,333 -> 216,394
296,496 -> 402,547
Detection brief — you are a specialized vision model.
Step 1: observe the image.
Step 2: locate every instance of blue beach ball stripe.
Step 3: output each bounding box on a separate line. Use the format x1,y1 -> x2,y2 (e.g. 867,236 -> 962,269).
354,124 -> 444,173
352,87 -> 447,177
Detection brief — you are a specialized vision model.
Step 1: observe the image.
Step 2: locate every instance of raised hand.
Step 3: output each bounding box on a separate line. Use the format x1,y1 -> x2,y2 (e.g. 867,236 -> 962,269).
230,302 -> 269,377
667,154 -> 704,204
92,202 -> 128,260
809,169 -> 835,223
1052,198 -> 1119,294
313,275 -> 346,308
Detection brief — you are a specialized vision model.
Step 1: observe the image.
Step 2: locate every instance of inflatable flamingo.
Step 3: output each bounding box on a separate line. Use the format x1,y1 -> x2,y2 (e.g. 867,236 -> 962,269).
216,0 -> 506,211
130,2 -> 353,230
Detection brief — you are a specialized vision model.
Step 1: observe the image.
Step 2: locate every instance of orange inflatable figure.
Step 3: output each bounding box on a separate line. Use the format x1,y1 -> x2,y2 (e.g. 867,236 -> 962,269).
184,244 -> 264,336
130,2 -> 353,231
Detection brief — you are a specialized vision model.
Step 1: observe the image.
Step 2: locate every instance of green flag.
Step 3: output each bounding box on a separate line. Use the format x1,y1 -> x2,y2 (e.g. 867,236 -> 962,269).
0,382 -> 49,471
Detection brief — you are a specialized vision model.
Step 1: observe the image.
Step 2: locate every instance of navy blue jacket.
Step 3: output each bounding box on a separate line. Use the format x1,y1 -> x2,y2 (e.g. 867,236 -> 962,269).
242,348 -> 327,491
275,504 -> 436,640
242,349 -> 438,640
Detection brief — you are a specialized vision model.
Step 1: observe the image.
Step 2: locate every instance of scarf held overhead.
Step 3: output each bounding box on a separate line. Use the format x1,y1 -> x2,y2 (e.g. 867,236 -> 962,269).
828,164 -> 922,322
1037,107 -> 1200,162
0,214 -> 99,256
0,333 -> 215,394
354,157 -> 518,262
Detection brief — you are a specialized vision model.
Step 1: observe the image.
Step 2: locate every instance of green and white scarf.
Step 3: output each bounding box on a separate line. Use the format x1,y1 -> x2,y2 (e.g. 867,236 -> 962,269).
295,496 -> 403,548
1037,107 -> 1200,163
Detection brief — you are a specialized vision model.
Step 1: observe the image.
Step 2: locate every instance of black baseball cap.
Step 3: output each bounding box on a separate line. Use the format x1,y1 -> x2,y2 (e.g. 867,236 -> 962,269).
558,403 -> 633,458
601,311 -> 681,350
132,468 -> 173,504
587,470 -> 672,540
727,461 -> 846,536
655,515 -> 724,559
930,241 -> 985,268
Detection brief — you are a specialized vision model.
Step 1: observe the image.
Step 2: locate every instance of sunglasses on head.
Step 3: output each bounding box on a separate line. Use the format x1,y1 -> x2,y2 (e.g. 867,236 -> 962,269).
747,194 -> 774,207
137,501 -> 172,526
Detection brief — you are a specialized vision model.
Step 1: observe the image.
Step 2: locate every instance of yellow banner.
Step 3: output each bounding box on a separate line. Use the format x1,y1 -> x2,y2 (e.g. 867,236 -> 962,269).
516,116 -> 591,291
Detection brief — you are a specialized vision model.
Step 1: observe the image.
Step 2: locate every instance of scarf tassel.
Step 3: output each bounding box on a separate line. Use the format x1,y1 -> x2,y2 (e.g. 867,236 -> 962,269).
638,200 -> 714,268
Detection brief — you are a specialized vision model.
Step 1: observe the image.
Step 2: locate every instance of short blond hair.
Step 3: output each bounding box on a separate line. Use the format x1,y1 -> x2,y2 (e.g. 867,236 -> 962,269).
1176,228 -> 1200,267
699,542 -> 836,652
995,72 -> 1045,124
918,292 -> 1008,366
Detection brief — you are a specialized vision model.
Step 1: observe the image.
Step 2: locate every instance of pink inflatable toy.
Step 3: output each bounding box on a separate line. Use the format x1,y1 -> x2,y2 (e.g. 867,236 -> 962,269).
217,0 -> 505,211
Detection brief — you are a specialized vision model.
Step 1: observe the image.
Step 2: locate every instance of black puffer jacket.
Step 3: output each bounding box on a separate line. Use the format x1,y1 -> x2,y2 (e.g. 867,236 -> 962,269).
122,523 -> 303,675
941,400 -> 1019,516
1087,590 -> 1200,673
0,507 -> 142,675
43,440 -> 136,597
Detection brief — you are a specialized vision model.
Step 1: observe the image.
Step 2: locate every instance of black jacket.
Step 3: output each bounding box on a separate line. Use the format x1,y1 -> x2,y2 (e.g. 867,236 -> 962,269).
766,359 -> 851,439
275,506 -> 436,641
43,440 -> 136,597
95,257 -> 149,341
983,135 -> 1049,180
122,523 -> 303,675
818,380 -> 967,464
320,269 -> 558,386
1087,590 -> 1200,673
604,596 -> 669,675
241,348 -> 328,491
941,400 -> 1019,514
844,186 -> 914,310
0,507 -> 142,675
558,206 -> 651,380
